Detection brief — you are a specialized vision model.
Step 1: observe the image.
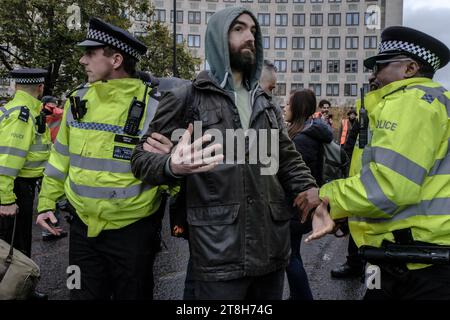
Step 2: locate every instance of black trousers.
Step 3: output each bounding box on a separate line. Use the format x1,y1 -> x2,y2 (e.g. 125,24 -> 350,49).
347,234 -> 364,269
0,177 -> 39,258
193,268 -> 285,300
364,264 -> 450,300
68,211 -> 161,300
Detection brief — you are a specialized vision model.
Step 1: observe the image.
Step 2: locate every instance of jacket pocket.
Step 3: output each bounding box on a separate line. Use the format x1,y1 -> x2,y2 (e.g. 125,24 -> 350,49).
187,204 -> 242,268
199,108 -> 222,127
268,202 -> 291,260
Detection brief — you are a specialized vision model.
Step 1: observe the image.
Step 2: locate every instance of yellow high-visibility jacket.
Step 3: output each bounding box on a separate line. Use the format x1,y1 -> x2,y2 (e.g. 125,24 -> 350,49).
320,77 -> 450,269
0,90 -> 51,204
37,78 -> 169,237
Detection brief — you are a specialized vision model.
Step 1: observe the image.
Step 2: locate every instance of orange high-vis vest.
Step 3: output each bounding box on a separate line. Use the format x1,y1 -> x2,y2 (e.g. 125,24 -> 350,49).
340,119 -> 349,145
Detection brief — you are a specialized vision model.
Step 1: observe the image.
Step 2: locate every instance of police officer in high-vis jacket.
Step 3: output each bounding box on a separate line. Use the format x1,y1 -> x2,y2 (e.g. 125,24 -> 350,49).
36,18 -> 167,300
0,68 -> 51,258
297,26 -> 450,299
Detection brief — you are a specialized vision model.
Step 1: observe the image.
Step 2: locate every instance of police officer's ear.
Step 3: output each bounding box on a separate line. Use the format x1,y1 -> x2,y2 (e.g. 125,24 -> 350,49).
111,52 -> 125,71
404,60 -> 421,79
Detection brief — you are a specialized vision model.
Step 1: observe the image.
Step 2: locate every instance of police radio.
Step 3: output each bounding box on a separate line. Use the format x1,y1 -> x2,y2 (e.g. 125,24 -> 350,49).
359,87 -> 369,149
69,96 -> 88,121
123,84 -> 149,136
35,111 -> 47,134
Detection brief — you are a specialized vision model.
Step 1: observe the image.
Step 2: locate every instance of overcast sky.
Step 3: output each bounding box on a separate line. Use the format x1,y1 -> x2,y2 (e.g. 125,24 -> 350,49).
403,0 -> 450,88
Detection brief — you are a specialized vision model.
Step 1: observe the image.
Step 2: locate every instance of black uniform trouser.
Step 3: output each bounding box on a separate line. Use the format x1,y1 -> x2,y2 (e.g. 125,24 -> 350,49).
68,211 -> 161,300
0,177 -> 39,258
347,234 -> 364,269
364,264 -> 450,300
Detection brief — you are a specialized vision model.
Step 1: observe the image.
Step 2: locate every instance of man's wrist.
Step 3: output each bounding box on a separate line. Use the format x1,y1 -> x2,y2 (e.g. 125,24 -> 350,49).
164,156 -> 182,179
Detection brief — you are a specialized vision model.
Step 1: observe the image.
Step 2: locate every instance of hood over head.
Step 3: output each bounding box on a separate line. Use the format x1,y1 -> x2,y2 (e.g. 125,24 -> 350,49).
205,6 -> 263,92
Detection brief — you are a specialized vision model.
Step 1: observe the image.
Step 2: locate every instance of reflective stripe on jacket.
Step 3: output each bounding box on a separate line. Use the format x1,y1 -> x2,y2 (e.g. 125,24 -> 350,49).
320,78 -> 450,267
0,90 -> 51,204
37,78 -> 166,237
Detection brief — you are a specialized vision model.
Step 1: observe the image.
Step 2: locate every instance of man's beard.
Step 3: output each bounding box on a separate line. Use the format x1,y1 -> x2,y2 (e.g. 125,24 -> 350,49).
229,43 -> 256,79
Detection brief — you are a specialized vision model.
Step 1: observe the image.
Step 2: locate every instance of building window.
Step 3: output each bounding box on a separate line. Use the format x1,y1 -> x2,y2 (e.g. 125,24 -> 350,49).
188,11 -> 201,24
170,10 -> 183,24
292,37 -> 305,50
311,0 -> 324,3
263,36 -> 270,49
309,83 -> 322,96
240,0 -> 254,2
345,60 -> 358,73
309,60 -> 322,73
258,13 -> 270,26
153,9 -> 166,23
187,34 -> 200,48
328,0 -> 341,2
292,60 -> 305,73
310,13 -> 323,26
275,14 -> 288,26
365,11 -> 379,26
275,0 -> 288,2
310,37 -> 322,50
291,83 -> 304,91
293,14 -> 305,26
176,34 -> 183,44
205,12 -> 214,24
346,13 -> 359,26
364,36 -> 377,49
327,37 -> 340,49
274,83 -> 286,96
345,83 -> 358,96
345,36 -> 359,49
258,0 -> 271,2
275,37 -> 287,49
274,60 -> 287,73
326,84 -> 339,96
293,0 -> 305,2
327,60 -> 340,73
328,13 -> 341,26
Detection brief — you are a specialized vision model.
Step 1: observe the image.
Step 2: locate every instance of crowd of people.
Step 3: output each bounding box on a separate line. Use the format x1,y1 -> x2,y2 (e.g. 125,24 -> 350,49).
1,6 -> 450,301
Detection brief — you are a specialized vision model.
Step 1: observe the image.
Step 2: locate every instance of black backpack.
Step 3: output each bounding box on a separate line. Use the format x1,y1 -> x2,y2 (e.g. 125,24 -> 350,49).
321,141 -> 350,183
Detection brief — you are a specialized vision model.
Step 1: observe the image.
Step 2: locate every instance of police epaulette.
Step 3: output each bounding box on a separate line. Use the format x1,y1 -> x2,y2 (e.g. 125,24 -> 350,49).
65,83 -> 88,98
382,85 -> 407,99
18,106 -> 30,122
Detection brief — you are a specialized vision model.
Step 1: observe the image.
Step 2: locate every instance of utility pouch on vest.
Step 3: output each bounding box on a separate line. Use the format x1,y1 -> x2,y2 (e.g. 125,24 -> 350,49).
35,111 -> 46,134
69,96 -> 87,121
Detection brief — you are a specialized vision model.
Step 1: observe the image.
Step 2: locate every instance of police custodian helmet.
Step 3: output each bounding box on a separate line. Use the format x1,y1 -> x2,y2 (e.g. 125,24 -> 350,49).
364,26 -> 450,73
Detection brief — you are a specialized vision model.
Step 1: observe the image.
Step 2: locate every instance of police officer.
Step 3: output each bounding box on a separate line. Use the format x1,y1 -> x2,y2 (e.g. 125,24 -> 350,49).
298,26 -> 450,299
0,69 -> 51,256
36,18 -> 167,300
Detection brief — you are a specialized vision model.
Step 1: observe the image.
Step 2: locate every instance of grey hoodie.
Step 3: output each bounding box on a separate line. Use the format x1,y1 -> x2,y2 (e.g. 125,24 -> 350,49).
205,6 -> 263,92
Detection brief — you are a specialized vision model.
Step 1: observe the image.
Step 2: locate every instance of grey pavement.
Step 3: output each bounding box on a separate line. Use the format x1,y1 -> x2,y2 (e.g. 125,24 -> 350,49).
31,210 -> 365,300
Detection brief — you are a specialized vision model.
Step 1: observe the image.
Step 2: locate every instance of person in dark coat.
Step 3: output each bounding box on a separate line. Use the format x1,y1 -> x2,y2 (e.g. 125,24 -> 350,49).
283,88 -> 333,300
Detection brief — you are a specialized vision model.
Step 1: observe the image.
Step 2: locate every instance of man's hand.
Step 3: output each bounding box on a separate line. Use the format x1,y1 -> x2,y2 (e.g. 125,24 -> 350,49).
36,211 -> 63,236
170,123 -> 224,176
0,204 -> 18,217
294,187 -> 321,222
305,198 -> 335,243
143,133 -> 173,155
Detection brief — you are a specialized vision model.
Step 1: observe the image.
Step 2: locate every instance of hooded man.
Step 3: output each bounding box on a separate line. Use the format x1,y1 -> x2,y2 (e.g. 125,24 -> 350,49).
131,7 -> 333,300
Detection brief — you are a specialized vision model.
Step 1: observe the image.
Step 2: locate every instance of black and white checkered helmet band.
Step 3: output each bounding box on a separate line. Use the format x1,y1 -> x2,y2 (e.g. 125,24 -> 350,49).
87,29 -> 141,59
379,40 -> 441,71
14,77 -> 45,84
